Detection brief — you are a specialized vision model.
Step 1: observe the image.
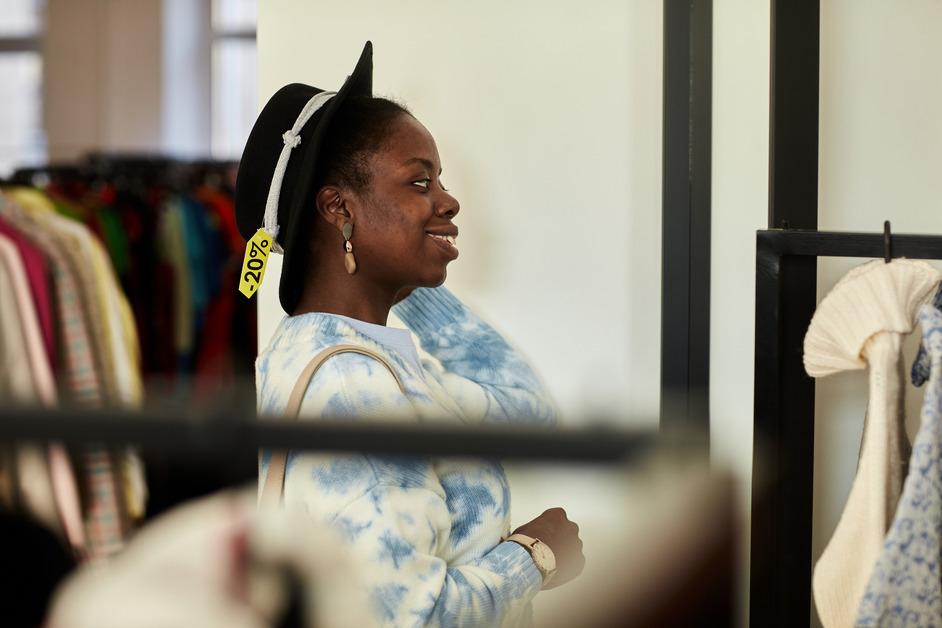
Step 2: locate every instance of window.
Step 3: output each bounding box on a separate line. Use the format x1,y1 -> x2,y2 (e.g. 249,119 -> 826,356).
0,0 -> 45,176
0,0 -> 256,173
211,0 -> 257,160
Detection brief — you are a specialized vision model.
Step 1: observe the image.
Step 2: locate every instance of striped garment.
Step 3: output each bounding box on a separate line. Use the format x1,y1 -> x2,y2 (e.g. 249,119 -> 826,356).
257,286 -> 557,627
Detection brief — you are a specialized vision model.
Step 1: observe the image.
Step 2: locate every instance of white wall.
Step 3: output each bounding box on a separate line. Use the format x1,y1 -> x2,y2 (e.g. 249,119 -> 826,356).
256,0 -> 664,426
710,1 -> 770,624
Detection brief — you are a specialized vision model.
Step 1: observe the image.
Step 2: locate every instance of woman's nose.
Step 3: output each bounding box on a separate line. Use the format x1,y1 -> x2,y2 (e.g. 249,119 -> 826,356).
436,190 -> 460,219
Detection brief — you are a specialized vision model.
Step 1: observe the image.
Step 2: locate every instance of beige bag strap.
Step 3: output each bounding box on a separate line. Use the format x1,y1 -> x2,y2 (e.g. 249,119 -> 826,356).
260,344 -> 405,507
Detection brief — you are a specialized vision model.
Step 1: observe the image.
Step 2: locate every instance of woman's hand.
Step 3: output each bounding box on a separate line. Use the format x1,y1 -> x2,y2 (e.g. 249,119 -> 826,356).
394,286 -> 416,304
512,507 -> 585,589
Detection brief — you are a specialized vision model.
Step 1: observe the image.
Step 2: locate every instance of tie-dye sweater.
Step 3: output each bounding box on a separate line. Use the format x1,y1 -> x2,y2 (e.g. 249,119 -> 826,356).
256,286 -> 557,627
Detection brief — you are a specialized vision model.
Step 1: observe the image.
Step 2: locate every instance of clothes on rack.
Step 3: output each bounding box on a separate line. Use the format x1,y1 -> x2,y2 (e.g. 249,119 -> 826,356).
910,284 -> 942,386
0,157 -> 257,563
1,187 -> 141,562
25,159 -> 257,402
857,303 -> 942,625
0,224 -> 68,540
803,259 -> 942,628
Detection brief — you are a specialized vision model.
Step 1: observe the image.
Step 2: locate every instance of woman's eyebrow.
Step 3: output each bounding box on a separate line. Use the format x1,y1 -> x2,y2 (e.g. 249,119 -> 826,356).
402,157 -> 442,174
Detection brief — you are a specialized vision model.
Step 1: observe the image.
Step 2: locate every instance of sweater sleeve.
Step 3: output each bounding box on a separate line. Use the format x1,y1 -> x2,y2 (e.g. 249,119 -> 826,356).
339,482 -> 543,628
392,287 -> 557,425
267,352 -> 543,627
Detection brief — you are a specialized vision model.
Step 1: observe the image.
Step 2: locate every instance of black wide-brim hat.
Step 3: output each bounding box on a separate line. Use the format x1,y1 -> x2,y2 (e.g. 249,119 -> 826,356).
235,41 -> 373,313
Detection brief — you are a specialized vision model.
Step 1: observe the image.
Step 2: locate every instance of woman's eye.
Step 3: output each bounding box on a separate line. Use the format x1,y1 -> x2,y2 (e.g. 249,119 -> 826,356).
440,180 -> 449,192
412,178 -> 431,190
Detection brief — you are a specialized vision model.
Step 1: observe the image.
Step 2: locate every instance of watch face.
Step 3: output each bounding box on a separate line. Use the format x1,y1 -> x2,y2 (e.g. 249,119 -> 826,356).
532,541 -> 557,572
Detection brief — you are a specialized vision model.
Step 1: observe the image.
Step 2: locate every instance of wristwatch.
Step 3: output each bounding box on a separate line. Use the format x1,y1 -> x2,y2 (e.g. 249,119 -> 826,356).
505,533 -> 557,587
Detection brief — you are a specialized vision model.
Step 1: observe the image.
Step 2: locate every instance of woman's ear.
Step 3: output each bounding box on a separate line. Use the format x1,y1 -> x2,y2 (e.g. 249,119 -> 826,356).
315,185 -> 354,231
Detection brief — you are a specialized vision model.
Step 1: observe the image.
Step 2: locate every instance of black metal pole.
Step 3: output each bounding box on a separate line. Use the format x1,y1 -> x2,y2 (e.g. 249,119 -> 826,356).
769,0 -> 820,231
750,0 -> 821,624
0,407 -> 688,464
751,233 -> 818,627
661,0 -> 713,436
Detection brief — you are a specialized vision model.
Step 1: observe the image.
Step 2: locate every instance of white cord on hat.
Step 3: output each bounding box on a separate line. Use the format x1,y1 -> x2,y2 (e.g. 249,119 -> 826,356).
263,90 -> 337,253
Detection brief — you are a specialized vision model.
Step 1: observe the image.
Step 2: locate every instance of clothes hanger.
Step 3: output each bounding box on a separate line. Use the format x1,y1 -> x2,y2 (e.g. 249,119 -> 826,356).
884,220 -> 893,263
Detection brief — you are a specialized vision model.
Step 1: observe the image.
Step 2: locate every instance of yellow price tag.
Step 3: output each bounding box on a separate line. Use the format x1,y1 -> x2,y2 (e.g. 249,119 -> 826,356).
239,228 -> 272,298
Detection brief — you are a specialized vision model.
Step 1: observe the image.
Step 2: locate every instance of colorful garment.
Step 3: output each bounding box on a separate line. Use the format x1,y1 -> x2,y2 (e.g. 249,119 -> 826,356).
0,216 -> 55,368
1,191 -> 129,560
0,234 -> 61,537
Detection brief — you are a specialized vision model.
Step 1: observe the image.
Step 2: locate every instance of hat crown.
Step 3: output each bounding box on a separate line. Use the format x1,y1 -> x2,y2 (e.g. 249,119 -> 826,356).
234,41 -> 373,312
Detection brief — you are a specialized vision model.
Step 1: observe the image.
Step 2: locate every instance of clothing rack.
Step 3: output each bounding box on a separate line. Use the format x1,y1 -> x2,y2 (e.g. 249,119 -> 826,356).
3,154 -> 253,405
11,155 -> 237,195
749,227 -> 942,627
0,406 -> 687,468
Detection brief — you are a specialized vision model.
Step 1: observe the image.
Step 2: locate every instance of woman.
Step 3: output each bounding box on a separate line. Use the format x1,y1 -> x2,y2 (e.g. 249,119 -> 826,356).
236,42 -> 584,627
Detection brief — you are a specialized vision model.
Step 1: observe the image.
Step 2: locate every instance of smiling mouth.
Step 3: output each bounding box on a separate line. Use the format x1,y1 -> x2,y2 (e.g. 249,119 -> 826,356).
426,232 -> 459,258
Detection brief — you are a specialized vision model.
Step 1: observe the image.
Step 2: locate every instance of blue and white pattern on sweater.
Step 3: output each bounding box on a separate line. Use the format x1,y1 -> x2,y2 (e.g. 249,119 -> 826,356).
256,287 -> 557,627
912,286 -> 942,387
857,304 -> 942,626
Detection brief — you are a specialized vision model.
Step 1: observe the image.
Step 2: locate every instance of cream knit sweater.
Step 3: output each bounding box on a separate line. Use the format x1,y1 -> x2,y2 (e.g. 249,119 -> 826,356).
804,259 -> 941,628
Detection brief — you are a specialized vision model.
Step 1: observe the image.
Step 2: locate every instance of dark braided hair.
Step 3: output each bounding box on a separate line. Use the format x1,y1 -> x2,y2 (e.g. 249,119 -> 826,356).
315,96 -> 412,194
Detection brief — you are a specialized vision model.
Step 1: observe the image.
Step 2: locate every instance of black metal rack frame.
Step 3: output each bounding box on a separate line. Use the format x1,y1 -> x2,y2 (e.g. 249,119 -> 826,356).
661,0 -> 713,435
0,407 -> 676,466
750,229 -> 942,626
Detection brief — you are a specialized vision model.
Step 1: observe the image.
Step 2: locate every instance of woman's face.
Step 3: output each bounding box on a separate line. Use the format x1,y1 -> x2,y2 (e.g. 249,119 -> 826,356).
352,114 -> 461,289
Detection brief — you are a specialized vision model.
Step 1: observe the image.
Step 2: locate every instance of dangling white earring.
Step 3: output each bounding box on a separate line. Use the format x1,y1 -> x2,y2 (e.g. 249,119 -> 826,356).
342,222 -> 357,274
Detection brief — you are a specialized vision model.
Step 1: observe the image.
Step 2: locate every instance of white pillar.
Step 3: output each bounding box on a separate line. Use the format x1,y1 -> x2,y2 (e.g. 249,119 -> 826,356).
43,0 -> 212,160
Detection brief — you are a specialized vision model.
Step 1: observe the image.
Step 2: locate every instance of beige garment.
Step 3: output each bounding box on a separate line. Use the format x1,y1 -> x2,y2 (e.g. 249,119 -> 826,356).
159,201 -> 193,357
0,238 -> 40,400
804,259 -> 942,628
6,188 -> 115,401
0,197 -> 91,550
0,194 -> 104,406
0,234 -> 63,537
73,217 -> 137,405
0,234 -> 57,403
0,228 -> 86,547
75,219 -> 146,517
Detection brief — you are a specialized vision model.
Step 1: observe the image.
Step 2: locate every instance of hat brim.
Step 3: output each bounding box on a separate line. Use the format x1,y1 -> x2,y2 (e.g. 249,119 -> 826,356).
278,42 -> 373,313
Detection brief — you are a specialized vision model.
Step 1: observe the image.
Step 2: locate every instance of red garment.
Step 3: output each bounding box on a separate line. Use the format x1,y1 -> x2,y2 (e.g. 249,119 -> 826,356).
193,266 -> 236,401
193,188 -> 247,401
0,216 -> 56,368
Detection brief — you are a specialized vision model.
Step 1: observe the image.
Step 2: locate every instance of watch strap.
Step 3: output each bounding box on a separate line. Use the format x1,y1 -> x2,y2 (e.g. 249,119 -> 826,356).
506,533 -> 539,550
505,533 -> 555,586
